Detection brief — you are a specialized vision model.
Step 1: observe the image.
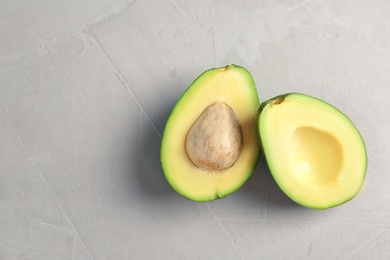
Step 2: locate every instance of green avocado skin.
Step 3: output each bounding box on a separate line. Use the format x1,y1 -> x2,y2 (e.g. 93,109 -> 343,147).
160,64 -> 260,202
256,93 -> 290,155
256,93 -> 368,210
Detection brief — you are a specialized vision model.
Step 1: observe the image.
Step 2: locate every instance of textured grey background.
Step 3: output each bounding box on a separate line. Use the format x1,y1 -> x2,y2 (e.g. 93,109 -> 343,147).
1,0 -> 390,259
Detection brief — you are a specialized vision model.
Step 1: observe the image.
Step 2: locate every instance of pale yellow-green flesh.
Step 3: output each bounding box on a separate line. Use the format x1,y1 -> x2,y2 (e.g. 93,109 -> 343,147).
161,66 -> 259,201
259,94 -> 367,209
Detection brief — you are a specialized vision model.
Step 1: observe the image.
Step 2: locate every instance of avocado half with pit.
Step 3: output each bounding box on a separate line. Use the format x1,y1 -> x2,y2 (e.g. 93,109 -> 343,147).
257,93 -> 367,209
161,65 -> 260,201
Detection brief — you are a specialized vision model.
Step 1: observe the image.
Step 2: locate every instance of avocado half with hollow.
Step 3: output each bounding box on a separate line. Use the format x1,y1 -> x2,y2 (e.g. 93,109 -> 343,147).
257,93 -> 367,209
161,65 -> 260,201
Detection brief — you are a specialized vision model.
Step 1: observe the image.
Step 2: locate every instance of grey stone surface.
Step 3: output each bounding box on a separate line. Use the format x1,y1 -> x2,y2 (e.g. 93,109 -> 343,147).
1,0 -> 389,259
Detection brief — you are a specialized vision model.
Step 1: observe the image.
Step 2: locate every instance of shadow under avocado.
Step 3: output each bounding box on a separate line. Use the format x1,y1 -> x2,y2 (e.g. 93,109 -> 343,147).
242,153 -> 308,211
133,96 -> 179,201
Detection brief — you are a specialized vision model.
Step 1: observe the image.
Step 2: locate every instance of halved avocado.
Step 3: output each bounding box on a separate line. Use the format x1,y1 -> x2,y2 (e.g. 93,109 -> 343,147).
161,65 -> 260,201
257,93 -> 367,209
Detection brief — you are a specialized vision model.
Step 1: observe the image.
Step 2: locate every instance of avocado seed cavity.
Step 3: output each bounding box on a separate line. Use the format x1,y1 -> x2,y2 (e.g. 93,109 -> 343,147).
185,101 -> 243,171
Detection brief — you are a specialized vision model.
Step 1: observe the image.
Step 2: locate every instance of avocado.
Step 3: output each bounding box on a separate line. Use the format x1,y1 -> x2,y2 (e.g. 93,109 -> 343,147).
161,65 -> 260,201
257,93 -> 367,209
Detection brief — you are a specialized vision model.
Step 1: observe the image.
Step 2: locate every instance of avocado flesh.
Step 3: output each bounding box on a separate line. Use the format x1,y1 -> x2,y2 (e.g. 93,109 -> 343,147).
257,93 -> 367,209
161,65 -> 260,202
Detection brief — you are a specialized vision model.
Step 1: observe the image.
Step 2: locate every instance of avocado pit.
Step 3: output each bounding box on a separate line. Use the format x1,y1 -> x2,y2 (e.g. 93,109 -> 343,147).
185,101 -> 243,171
